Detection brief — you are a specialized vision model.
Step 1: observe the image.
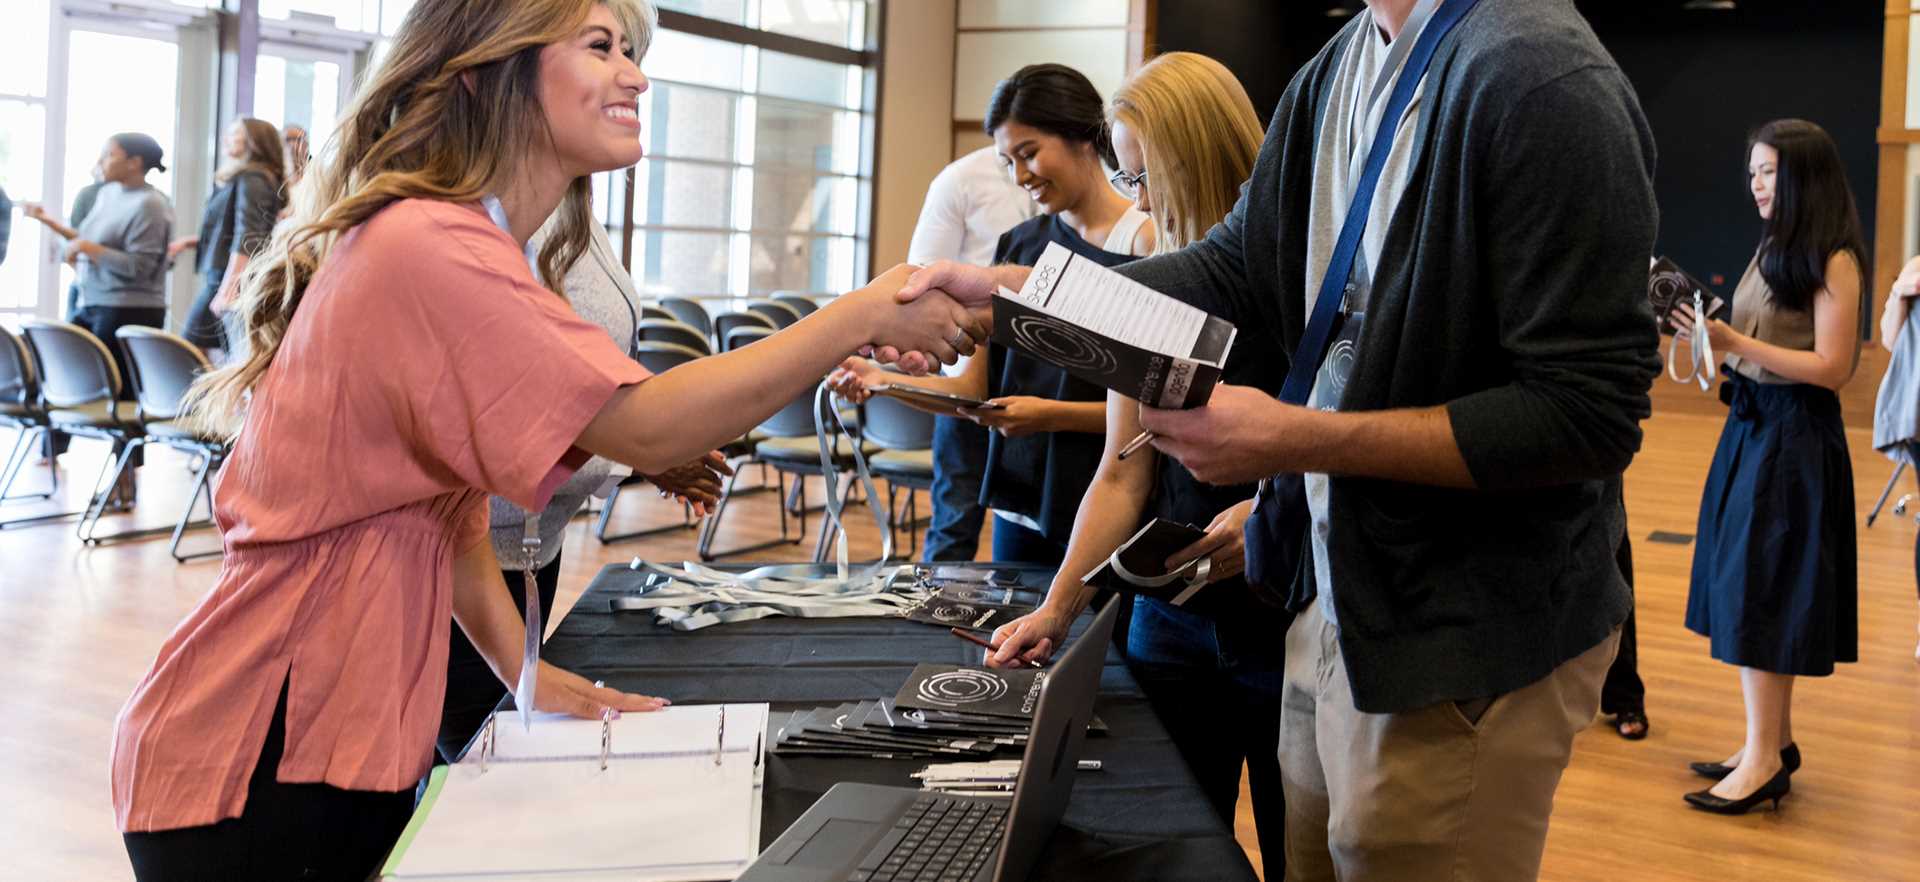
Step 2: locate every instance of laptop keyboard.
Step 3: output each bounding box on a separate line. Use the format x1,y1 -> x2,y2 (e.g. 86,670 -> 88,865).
845,794 -> 1009,882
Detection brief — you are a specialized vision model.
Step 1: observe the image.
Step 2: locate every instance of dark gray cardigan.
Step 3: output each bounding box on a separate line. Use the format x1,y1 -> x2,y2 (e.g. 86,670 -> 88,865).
1114,0 -> 1661,713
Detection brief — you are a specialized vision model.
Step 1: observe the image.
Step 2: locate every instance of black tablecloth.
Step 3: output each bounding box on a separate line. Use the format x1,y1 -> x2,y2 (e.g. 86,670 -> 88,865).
540,562 -> 1259,882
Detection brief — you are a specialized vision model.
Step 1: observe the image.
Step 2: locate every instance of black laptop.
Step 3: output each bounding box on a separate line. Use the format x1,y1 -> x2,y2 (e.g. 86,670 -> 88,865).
738,595 -> 1121,882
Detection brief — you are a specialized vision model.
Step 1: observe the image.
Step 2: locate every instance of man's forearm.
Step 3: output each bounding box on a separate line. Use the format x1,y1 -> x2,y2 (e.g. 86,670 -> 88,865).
1289,406 -> 1476,488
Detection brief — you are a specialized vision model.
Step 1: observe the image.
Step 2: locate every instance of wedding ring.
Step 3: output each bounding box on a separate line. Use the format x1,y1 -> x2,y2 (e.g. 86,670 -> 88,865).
948,329 -> 973,352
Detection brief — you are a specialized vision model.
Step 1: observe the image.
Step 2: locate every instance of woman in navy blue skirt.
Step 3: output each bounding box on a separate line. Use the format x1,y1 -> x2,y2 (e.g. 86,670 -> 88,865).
1672,119 -> 1863,816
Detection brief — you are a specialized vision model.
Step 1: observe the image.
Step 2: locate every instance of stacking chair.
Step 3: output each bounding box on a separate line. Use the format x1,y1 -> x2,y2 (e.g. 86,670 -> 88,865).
858,390 -> 938,557
76,327 -> 225,560
4,321 -> 139,530
636,319 -> 712,355
696,324 -> 871,560
745,299 -> 804,330
595,342 -> 705,545
658,296 -> 713,340
713,311 -> 775,352
0,325 -> 56,504
772,294 -> 820,320
639,304 -> 675,323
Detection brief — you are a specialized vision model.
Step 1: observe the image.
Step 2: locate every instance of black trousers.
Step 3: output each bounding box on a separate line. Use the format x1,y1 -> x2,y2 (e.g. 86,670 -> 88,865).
123,683 -> 416,881
1600,536 -> 1645,715
435,552 -> 563,762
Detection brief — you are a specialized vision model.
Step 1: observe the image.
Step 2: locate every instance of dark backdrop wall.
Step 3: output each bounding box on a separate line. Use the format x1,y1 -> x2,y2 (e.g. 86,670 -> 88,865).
1151,0 -> 1882,297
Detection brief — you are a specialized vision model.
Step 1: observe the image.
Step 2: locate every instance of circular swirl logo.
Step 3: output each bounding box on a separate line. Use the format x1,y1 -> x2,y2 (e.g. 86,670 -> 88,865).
916,670 -> 1011,707
1008,315 -> 1119,376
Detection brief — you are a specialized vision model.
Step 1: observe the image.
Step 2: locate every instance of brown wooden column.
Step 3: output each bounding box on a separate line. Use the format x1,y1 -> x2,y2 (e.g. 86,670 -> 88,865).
1127,0 -> 1158,71
1875,0 -> 1912,336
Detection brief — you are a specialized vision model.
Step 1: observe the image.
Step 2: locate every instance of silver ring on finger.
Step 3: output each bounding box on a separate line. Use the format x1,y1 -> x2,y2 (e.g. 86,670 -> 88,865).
948,329 -> 972,352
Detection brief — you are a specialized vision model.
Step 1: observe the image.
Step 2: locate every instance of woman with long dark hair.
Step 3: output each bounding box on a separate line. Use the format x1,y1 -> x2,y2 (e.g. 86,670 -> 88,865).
171,117 -> 286,357
1673,118 -> 1863,815
831,63 -> 1150,565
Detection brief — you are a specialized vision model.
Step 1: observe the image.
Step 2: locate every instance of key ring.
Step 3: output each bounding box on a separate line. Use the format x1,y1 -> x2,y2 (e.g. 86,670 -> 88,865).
1667,289 -> 1714,391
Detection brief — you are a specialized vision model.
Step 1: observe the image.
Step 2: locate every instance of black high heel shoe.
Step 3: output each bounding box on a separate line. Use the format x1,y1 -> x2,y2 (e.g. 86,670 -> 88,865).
1689,742 -> 1799,781
1684,767 -> 1790,815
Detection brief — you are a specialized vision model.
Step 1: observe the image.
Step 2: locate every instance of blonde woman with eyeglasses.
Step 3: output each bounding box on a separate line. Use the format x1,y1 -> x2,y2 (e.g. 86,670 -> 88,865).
999,51 -> 1292,867
110,0 -> 981,875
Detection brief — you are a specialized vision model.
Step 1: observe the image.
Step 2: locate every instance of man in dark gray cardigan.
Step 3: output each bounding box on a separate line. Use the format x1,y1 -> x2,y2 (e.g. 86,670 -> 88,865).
888,0 -> 1659,877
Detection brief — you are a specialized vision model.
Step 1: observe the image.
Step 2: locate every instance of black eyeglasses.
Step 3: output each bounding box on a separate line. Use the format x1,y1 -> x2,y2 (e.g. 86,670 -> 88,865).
1109,168 -> 1147,198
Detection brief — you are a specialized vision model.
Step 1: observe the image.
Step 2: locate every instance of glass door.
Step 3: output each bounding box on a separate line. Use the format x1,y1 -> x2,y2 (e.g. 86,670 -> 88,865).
255,41 -> 351,156
0,0 -> 55,319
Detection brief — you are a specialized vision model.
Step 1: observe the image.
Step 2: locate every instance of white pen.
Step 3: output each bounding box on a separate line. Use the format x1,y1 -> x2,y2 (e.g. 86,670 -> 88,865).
1116,430 -> 1155,460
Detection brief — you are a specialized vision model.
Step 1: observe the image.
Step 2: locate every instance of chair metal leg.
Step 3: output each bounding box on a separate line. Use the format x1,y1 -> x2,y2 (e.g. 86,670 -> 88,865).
0,432 -> 112,530
698,460 -> 801,561
169,455 -> 222,561
78,438 -> 143,542
0,427 -> 49,503
593,481 -> 697,545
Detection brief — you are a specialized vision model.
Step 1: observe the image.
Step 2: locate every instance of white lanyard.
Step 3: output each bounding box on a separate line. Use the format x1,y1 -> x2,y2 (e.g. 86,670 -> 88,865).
610,561 -> 926,631
1668,289 -> 1716,391
480,193 -> 548,729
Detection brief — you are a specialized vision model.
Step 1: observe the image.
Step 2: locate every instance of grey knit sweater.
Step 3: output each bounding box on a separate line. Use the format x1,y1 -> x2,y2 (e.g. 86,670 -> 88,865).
489,219 -> 639,569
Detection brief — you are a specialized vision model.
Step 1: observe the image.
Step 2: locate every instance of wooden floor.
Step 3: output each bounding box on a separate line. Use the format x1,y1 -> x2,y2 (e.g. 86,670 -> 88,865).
3,376 -> 1918,880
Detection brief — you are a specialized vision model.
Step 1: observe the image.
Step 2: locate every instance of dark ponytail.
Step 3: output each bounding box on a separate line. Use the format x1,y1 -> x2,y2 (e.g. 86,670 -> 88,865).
1749,119 -> 1866,312
983,63 -> 1115,168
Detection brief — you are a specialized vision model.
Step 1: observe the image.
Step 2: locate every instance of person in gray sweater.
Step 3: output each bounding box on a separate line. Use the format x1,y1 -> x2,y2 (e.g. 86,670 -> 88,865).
22,133 -> 174,492
434,212 -> 727,761
886,1 -> 1659,877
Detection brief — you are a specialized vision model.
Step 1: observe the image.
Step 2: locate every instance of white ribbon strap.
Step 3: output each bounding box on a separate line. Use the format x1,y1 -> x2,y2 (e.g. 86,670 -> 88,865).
814,382 -> 894,577
513,517 -> 542,730
1667,289 -> 1714,392
1103,553 -> 1212,608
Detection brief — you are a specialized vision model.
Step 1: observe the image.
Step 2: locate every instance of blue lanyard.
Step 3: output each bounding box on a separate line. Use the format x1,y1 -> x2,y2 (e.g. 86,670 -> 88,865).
1276,0 -> 1482,406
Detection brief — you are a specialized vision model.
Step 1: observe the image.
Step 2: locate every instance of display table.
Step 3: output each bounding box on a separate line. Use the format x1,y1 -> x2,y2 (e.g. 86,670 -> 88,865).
533,561 -> 1259,882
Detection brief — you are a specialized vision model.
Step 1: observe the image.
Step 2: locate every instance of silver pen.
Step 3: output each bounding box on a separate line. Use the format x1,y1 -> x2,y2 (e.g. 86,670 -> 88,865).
1116,430 -> 1155,460
715,706 -> 727,766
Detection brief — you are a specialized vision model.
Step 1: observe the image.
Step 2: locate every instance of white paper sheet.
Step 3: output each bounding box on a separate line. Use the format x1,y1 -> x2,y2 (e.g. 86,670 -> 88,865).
1006,241 -> 1210,358
385,704 -> 769,881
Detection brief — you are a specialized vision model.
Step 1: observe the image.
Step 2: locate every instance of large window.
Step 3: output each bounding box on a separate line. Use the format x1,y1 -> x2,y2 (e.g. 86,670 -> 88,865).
610,3 -> 876,300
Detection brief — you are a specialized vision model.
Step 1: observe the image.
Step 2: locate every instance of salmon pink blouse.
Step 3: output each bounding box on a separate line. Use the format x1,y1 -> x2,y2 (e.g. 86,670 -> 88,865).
112,198 -> 649,832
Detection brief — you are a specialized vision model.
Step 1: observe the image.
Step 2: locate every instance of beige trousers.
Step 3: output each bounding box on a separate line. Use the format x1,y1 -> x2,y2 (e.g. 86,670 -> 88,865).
1279,601 -> 1620,882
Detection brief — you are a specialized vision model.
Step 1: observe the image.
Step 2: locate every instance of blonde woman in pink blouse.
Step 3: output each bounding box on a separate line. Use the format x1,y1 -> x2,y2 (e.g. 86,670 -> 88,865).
109,0 -> 982,877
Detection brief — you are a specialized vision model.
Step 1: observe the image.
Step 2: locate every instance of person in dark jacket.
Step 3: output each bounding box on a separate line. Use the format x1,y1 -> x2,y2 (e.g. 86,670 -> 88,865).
170,118 -> 286,357
885,1 -> 1659,877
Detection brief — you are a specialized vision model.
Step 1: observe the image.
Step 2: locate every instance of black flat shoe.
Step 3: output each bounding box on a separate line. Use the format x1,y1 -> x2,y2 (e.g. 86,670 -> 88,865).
1684,767 -> 1790,815
1689,742 -> 1799,780
1612,709 -> 1650,740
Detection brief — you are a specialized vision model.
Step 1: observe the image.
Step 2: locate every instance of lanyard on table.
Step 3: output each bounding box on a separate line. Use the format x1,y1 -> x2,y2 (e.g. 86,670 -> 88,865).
609,561 -> 926,631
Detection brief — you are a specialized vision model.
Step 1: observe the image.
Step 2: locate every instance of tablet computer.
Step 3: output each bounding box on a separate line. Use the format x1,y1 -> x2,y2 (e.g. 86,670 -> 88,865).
869,383 -> 1006,412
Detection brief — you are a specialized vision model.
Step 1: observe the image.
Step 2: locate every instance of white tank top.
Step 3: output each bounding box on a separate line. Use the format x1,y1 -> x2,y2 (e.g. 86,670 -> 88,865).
1100,207 -> 1151,256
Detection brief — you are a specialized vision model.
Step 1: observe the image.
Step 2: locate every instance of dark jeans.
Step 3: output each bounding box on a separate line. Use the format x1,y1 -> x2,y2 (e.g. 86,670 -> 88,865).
181,277 -> 228,353
436,552 -> 563,763
925,415 -> 989,562
989,514 -> 1067,566
1125,596 -> 1286,870
123,682 -> 416,881
49,305 -> 165,465
1599,536 -> 1645,715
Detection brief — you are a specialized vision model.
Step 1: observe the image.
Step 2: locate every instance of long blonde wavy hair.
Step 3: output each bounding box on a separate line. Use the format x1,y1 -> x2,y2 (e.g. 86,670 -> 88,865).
1108,52 -> 1263,254
185,0 -> 655,438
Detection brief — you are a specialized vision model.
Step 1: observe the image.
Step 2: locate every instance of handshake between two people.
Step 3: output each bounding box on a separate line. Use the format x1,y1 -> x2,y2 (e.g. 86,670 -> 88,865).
856,260 -> 1017,372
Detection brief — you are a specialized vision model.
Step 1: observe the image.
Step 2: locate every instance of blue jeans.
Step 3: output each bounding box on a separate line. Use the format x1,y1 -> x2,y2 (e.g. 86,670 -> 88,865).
1125,596 -> 1286,868
988,514 -> 1067,566
925,415 -> 990,562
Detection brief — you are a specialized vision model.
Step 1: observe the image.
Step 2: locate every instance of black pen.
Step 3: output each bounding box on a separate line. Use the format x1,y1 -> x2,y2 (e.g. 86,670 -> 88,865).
949,627 -> 1043,669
